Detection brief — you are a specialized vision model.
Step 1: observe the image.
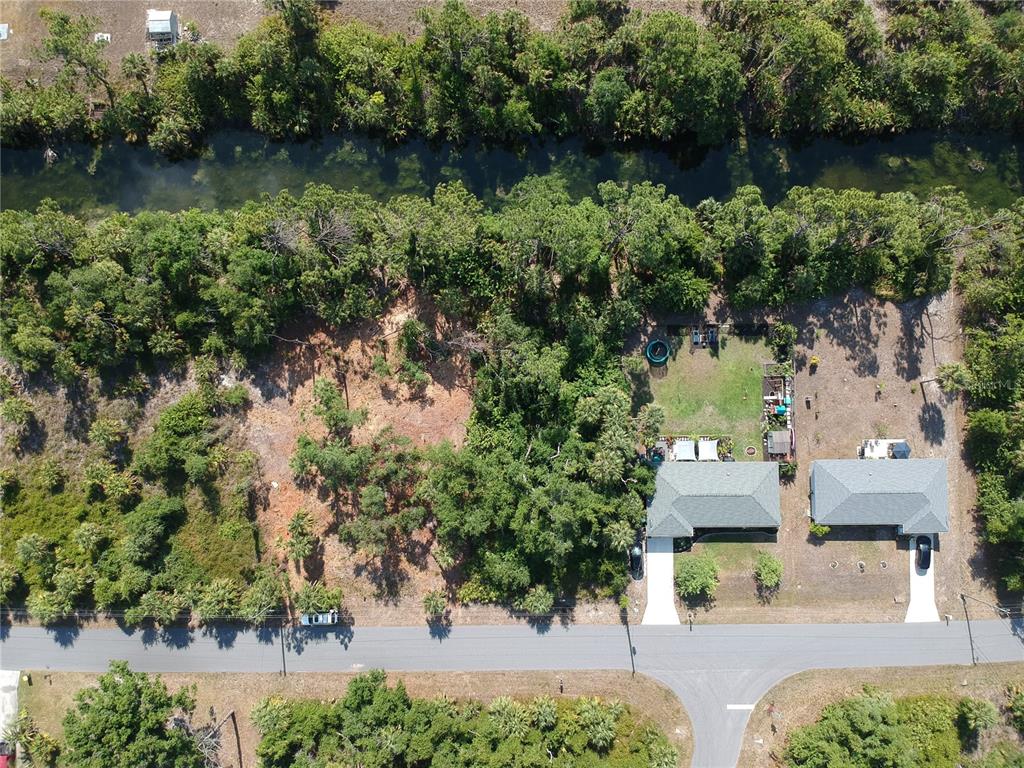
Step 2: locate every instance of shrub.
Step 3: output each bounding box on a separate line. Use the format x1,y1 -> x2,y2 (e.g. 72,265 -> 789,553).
371,354 -> 391,378
895,694 -> 959,768
0,467 -> 18,499
519,584 -> 555,616
293,580 -> 341,615
423,589 -> 447,618
124,590 -> 184,626
787,688 -> 960,768
61,661 -> 203,768
0,560 -> 20,604
1008,685 -> 1024,732
194,578 -> 242,623
809,521 -> 831,538
779,460 -> 798,479
36,458 -> 66,490
959,697 -> 999,737
312,379 -> 366,436
27,589 -> 67,624
88,417 -> 127,452
456,578 -> 500,605
240,569 -> 284,623
769,322 -> 798,362
754,551 -> 784,594
398,359 -> 430,390
675,552 -> 718,601
285,509 -> 315,564
1,395 -> 35,448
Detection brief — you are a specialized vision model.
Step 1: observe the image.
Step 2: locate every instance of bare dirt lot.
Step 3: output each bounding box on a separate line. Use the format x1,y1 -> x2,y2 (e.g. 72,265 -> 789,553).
21,668 -> 692,768
0,1 -> 268,79
645,288 -> 997,624
0,0 -> 703,79
739,662 -> 1024,768
242,293 -> 473,622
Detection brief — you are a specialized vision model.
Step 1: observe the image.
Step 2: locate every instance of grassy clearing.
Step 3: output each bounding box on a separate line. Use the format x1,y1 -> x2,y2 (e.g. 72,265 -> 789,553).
689,542 -> 759,572
648,335 -> 768,459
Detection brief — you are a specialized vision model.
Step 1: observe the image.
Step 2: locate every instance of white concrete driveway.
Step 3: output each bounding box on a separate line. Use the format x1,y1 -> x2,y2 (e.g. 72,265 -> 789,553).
641,537 -> 680,625
905,535 -> 939,623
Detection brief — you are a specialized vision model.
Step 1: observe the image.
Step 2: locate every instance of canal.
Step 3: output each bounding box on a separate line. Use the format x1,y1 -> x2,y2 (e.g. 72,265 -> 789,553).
2,131 -> 1021,215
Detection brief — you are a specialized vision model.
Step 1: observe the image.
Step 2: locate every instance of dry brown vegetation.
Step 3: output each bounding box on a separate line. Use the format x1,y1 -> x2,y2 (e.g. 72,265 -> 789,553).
241,293 -> 474,618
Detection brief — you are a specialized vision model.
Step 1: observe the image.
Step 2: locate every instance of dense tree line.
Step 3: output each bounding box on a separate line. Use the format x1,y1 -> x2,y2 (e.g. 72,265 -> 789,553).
0,179 -> 972,380
1,0 -> 1022,157
253,669 -> 677,768
9,665 -> 678,767
785,685 -> 1024,768
1,178 -> 1001,609
940,200 -> 1024,593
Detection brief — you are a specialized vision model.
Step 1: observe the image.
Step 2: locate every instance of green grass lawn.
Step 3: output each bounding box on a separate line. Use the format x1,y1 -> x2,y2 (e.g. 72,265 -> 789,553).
684,542 -> 759,572
648,335 -> 769,459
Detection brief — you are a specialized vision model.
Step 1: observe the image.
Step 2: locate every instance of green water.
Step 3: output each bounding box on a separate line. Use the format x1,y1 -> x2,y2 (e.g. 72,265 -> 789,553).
2,131 -> 1021,216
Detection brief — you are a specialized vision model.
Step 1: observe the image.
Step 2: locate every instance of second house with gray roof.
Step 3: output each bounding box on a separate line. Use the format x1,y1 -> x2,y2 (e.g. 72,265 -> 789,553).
810,459 -> 949,535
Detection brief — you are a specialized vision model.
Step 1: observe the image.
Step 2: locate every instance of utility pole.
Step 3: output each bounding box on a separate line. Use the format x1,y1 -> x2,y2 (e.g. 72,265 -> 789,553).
961,593 -> 977,666
623,614 -> 637,678
279,617 -> 289,676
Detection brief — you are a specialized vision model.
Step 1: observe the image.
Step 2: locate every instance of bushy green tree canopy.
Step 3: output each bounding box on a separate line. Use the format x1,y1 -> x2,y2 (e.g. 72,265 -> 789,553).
3,0 -> 1021,153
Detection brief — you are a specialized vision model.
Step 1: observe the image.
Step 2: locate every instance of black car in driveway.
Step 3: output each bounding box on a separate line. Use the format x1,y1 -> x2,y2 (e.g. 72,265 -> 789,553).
915,535 -> 932,571
629,543 -> 644,580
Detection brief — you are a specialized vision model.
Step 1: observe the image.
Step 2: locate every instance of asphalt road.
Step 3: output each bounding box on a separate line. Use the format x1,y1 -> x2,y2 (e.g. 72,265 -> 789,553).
3,618 -> 1022,768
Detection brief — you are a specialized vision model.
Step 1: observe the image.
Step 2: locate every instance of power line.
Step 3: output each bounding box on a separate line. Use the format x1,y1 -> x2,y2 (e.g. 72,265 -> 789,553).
961,593 -> 977,666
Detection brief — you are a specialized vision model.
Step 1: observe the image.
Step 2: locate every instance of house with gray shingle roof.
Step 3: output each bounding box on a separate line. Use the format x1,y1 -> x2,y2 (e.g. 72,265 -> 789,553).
646,462 -> 781,538
810,459 -> 948,534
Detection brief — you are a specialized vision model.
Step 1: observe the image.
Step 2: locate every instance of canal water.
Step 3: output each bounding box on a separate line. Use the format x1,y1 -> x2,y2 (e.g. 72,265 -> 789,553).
2,131 -> 1021,216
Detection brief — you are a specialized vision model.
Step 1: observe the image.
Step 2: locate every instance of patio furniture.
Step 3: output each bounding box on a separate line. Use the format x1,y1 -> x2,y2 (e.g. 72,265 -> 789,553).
698,439 -> 719,461
672,439 -> 697,462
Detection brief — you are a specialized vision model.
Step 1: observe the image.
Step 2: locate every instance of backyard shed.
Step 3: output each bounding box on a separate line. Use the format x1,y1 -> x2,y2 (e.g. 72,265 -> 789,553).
810,459 -> 948,534
646,462 -> 781,538
766,430 -> 792,455
146,9 -> 179,46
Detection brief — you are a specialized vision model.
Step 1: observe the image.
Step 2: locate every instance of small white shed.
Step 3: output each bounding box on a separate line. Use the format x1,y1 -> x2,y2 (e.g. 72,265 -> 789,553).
146,9 -> 179,47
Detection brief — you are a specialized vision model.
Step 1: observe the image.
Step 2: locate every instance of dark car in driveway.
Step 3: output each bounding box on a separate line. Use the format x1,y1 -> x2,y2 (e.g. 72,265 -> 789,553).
915,536 -> 931,571
629,543 -> 644,580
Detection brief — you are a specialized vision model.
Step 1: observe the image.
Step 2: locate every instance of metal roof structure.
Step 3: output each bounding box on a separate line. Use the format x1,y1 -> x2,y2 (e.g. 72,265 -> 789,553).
766,430 -> 791,455
811,459 -> 948,534
646,462 -> 781,537
146,9 -> 178,36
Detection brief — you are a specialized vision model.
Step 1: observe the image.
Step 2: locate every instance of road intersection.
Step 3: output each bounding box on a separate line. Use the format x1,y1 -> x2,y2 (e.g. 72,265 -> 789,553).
2,618 -> 1021,767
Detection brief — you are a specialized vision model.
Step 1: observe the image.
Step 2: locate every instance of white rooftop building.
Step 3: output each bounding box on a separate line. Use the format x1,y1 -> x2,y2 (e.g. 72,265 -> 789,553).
146,9 -> 179,47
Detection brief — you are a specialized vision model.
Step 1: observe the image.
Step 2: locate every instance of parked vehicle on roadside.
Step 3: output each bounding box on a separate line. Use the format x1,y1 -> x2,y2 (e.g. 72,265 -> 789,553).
300,610 -> 339,626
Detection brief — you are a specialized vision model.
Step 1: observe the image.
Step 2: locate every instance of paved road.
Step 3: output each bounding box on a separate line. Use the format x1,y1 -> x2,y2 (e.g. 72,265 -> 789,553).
2,619 -> 1021,767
